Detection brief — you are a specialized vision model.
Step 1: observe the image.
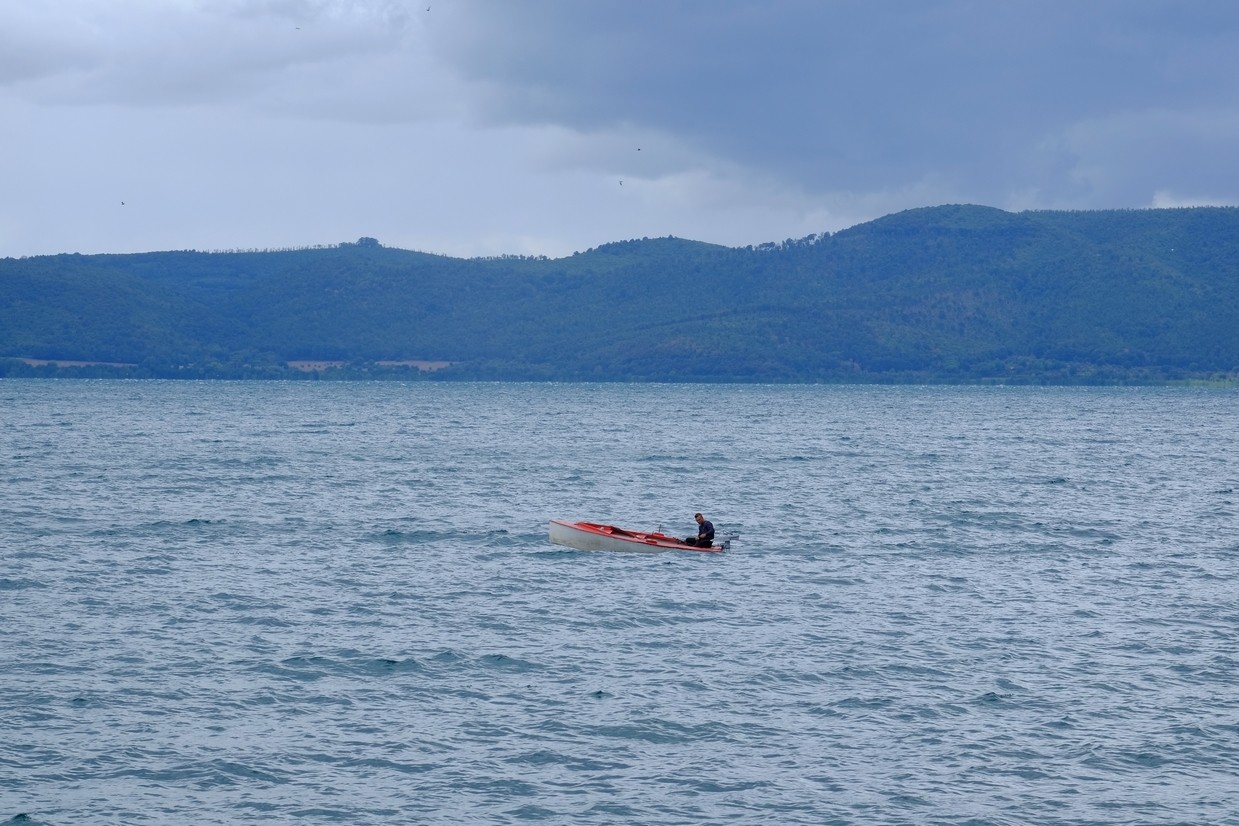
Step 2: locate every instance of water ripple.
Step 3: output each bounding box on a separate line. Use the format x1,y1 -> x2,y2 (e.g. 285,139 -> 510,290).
2,381 -> 1239,824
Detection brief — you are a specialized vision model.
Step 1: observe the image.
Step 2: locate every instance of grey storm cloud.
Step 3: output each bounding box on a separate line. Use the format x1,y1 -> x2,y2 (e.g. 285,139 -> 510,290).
431,0 -> 1239,205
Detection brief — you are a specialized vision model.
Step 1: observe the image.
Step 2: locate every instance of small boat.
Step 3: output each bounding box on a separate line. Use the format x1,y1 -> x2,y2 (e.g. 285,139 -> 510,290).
548,519 -> 736,554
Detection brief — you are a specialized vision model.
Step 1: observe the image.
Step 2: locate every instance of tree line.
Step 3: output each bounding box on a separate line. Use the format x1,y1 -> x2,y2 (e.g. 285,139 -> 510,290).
3,205 -> 1239,383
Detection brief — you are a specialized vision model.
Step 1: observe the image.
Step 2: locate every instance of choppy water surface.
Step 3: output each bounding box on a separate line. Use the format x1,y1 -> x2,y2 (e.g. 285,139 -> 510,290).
2,380 -> 1238,825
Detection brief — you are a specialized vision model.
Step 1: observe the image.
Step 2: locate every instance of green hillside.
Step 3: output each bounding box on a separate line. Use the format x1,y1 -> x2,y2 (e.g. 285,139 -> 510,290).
3,206 -> 1238,382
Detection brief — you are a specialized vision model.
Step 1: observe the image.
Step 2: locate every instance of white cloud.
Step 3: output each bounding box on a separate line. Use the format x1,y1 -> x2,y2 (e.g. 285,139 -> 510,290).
2,0 -> 437,113
1045,107 -> 1239,207
1151,191 -> 1231,209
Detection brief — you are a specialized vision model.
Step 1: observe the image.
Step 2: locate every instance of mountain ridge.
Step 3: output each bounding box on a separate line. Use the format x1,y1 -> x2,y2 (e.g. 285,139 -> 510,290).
3,204 -> 1238,383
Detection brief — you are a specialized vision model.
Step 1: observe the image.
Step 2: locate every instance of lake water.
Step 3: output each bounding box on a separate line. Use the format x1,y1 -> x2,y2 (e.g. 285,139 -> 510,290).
2,380 -> 1238,825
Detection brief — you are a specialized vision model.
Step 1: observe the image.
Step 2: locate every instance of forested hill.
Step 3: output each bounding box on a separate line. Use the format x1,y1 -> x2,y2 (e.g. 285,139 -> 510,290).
3,205 -> 1239,383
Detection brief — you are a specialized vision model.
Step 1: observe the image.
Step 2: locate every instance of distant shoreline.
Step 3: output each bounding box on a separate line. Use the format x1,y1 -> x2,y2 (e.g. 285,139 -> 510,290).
286,359 -> 452,372
9,357 -> 452,373
3,358 -> 1237,387
16,357 -> 139,369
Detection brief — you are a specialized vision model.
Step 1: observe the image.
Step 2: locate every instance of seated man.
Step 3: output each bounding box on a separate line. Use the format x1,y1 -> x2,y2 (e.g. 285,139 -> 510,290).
684,512 -> 715,547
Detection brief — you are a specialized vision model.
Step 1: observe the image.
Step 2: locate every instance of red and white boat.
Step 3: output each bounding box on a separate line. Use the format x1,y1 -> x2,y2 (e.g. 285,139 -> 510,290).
548,519 -> 735,553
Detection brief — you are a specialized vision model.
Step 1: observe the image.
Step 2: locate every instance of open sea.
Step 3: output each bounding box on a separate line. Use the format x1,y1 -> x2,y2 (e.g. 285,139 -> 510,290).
2,379 -> 1238,825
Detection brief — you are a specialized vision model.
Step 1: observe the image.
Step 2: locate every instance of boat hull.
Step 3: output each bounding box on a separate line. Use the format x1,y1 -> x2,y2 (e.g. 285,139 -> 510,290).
548,519 -> 724,553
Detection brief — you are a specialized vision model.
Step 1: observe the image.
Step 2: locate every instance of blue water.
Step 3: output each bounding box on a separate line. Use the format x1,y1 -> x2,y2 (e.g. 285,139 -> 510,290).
2,380 -> 1238,825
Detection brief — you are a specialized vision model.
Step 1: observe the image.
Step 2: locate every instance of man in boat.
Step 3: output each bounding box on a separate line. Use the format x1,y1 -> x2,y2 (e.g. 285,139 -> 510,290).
683,512 -> 715,547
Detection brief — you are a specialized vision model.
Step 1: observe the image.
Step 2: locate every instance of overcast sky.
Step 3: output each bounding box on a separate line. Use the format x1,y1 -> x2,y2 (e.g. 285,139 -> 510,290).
3,0 -> 1238,259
